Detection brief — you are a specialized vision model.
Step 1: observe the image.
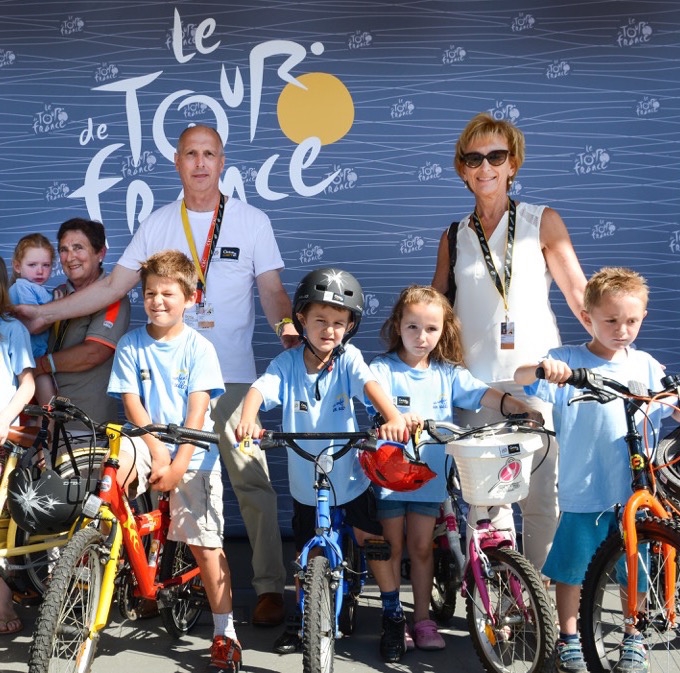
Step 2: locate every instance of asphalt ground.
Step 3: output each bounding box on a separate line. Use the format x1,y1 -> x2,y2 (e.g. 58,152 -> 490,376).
0,538 -> 484,673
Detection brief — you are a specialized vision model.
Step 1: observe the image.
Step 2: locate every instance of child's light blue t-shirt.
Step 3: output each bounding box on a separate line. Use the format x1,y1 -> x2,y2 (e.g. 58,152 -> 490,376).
0,317 -> 35,415
369,352 -> 488,503
252,343 -> 375,507
107,324 -> 224,472
9,279 -> 52,358
525,343 -> 674,513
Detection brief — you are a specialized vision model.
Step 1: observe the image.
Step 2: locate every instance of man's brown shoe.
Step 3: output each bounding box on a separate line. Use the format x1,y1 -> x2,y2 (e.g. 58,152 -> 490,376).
252,592 -> 285,626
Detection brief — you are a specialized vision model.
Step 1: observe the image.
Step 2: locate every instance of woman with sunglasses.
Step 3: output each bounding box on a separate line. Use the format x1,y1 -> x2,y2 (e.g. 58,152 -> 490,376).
431,112 -> 588,578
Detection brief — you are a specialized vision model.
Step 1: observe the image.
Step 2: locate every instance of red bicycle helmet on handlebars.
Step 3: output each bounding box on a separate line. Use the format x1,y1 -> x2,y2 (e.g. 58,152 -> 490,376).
359,441 -> 436,492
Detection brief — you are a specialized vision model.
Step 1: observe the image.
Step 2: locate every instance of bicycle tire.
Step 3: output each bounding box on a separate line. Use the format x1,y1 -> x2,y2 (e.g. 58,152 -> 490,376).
464,546 -> 556,673
302,555 -> 335,673
580,516 -> 680,673
338,532 -> 361,636
28,526 -> 106,673
14,449 -> 108,596
431,546 -> 460,623
158,539 -> 203,638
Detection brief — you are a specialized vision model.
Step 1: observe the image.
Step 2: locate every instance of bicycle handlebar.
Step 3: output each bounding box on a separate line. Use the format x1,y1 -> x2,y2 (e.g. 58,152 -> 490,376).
422,416 -> 553,445
23,397 -> 219,447
123,423 -> 219,446
256,429 -> 379,463
535,366 -> 680,404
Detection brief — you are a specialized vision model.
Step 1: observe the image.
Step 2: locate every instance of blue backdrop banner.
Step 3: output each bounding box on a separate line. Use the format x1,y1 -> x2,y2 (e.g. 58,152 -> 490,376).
1,0 -> 679,533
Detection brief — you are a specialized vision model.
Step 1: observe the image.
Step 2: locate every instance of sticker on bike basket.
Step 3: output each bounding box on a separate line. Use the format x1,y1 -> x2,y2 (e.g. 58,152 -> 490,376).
488,458 -> 522,494
499,442 -> 522,456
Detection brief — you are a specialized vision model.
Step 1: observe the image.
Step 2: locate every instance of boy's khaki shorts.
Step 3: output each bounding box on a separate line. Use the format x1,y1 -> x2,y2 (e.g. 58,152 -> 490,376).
119,436 -> 224,548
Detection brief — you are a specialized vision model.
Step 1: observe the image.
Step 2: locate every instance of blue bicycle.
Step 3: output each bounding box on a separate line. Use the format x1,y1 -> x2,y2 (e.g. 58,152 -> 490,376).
239,430 -> 418,673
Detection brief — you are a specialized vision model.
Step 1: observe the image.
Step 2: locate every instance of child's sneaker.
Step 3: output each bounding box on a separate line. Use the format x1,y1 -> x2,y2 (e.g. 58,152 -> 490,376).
618,635 -> 648,673
380,614 -> 406,662
413,619 -> 445,650
210,635 -> 242,671
555,638 -> 586,673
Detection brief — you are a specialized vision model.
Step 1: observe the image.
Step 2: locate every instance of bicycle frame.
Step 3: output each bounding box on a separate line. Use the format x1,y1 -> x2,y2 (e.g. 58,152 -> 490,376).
617,396 -> 676,623
296,467 -> 364,637
84,423 -> 201,632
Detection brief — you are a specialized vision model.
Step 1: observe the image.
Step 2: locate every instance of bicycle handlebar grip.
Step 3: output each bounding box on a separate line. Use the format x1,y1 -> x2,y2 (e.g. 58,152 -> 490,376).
172,425 -> 219,445
535,366 -> 590,388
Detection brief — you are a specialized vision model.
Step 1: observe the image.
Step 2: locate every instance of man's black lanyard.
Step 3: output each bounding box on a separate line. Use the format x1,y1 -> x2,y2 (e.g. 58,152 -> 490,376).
470,198 -> 516,313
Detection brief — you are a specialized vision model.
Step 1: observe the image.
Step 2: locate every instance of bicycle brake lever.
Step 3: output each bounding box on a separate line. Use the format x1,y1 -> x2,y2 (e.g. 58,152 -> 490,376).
568,391 -> 617,405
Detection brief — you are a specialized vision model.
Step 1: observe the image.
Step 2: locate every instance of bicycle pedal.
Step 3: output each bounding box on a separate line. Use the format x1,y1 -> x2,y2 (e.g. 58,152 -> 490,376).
364,538 -> 391,561
12,588 -> 41,606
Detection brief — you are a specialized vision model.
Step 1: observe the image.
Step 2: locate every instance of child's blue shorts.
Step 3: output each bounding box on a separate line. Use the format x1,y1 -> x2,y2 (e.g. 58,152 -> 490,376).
542,511 -> 618,585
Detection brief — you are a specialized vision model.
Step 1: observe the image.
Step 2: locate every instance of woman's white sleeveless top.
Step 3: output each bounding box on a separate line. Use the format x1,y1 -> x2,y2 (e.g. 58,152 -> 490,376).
453,202 -> 561,383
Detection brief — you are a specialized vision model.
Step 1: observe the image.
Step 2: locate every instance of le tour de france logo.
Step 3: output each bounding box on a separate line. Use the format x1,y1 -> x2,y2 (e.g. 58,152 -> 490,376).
64,8 -> 357,234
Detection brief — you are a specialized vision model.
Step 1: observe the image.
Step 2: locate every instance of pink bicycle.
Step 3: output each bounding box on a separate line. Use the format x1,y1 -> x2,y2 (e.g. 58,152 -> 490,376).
418,417 -> 557,673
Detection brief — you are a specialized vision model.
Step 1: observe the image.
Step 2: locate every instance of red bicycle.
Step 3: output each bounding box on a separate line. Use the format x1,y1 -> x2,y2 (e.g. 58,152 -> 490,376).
28,398 -> 219,673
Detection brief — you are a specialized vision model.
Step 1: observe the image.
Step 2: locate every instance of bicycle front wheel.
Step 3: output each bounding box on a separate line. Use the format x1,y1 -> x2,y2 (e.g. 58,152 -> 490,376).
465,546 -> 556,673
158,540 -> 203,638
28,526 -> 106,673
580,516 -> 680,673
302,555 -> 336,673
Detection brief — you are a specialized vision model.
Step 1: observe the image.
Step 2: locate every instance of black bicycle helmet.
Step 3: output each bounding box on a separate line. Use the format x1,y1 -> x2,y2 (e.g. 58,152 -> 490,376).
292,267 -> 364,342
7,467 -> 91,535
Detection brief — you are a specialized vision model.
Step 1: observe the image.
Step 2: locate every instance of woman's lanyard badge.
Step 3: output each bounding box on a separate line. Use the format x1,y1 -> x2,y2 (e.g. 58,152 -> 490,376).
471,199 -> 516,350
181,194 -> 225,332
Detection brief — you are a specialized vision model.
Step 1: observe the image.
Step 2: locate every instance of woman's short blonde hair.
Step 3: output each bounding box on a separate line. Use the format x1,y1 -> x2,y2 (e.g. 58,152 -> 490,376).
454,112 -> 525,180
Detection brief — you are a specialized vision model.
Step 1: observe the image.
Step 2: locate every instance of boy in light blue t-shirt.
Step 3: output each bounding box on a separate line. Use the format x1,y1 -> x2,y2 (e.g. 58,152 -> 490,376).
107,250 -> 240,672
515,267 -> 680,673
235,267 -> 411,663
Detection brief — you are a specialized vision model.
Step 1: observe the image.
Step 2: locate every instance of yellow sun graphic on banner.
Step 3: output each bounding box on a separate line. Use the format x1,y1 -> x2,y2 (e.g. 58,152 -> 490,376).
277,72 -> 354,145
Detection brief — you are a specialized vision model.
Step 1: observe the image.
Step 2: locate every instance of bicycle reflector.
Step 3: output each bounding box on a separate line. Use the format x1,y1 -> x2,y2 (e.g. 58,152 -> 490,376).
359,441 -> 436,492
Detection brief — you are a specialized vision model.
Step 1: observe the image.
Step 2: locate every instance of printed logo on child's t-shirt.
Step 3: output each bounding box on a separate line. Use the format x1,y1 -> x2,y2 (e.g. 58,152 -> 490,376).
175,370 -> 189,391
395,395 -> 410,407
332,394 -> 349,413
140,369 -> 151,381
294,400 -> 309,413
433,394 -> 448,410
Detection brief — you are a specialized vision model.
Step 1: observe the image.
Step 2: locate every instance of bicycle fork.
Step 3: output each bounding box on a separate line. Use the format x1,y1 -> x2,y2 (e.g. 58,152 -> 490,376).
465,522 -> 527,631
622,491 -> 677,628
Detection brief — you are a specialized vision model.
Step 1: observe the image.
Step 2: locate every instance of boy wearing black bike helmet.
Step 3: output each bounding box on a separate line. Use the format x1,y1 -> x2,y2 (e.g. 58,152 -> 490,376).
235,267 -> 410,663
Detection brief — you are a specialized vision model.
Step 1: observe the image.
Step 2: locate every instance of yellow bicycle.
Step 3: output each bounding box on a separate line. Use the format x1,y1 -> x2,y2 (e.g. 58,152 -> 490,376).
0,401 -> 105,599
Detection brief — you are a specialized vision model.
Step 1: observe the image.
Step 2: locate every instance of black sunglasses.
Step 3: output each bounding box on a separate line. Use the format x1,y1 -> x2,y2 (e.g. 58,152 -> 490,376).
460,149 -> 510,168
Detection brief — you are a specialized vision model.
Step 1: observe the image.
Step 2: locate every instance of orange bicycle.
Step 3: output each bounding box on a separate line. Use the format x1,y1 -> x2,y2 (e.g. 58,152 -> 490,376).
28,398 -> 219,673
536,367 -> 680,673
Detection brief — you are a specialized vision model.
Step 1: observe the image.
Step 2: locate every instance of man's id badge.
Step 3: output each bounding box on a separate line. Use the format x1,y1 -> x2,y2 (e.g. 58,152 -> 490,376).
500,321 -> 515,350
185,303 -> 215,331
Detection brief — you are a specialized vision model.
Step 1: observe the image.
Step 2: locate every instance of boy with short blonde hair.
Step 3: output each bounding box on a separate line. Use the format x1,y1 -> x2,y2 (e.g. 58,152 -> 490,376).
108,249 -> 240,671
515,266 -> 680,673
